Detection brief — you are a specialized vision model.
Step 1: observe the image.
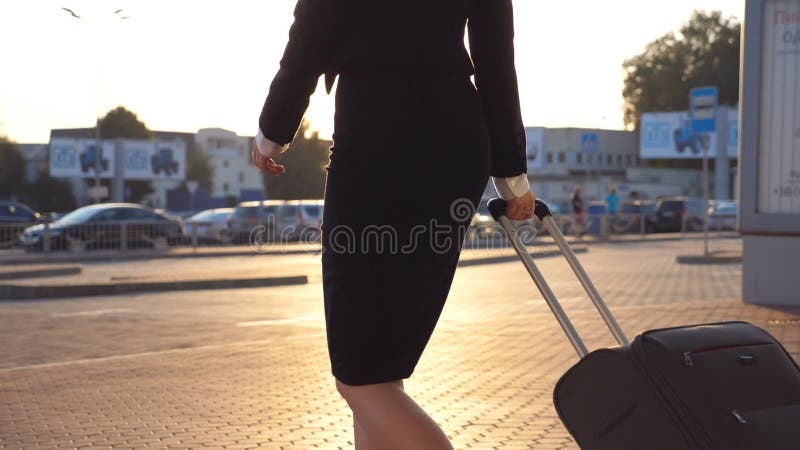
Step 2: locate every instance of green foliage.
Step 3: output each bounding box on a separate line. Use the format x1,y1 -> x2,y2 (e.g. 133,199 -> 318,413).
263,120 -> 330,200
182,141 -> 214,191
21,172 -> 77,213
97,106 -> 153,140
0,136 -> 26,199
622,11 -> 741,129
93,106 -> 154,203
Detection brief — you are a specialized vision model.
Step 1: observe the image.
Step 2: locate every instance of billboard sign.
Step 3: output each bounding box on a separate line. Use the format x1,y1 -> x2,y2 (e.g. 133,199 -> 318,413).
640,112 -> 718,159
49,138 -> 185,180
122,139 -> 186,181
49,138 -> 116,178
581,132 -> 598,155
525,127 -> 546,170
756,0 -> 800,215
727,108 -> 739,158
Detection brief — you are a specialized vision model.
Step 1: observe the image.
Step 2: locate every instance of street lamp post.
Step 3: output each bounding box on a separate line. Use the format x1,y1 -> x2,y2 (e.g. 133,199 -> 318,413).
62,7 -> 129,204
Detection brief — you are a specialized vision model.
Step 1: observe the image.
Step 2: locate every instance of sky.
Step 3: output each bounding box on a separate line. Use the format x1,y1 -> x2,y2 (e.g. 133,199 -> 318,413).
0,0 -> 745,143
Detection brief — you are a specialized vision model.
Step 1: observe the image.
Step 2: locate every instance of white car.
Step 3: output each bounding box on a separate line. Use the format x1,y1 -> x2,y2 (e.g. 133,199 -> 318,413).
274,200 -> 324,241
183,208 -> 234,244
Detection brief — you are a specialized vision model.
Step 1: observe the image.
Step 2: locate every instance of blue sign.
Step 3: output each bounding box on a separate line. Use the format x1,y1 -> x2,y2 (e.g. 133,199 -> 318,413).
690,86 -> 718,133
581,132 -> 598,154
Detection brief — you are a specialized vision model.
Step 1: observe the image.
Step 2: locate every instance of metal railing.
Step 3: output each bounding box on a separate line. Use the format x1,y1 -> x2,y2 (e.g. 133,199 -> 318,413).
466,212 -> 740,244
0,212 -> 739,258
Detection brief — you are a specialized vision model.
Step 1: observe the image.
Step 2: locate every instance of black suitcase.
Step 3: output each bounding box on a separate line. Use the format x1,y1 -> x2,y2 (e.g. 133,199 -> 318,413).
488,198 -> 800,450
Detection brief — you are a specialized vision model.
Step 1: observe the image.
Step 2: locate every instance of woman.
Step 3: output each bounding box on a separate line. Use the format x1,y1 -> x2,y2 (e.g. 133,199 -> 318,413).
252,1 -> 535,448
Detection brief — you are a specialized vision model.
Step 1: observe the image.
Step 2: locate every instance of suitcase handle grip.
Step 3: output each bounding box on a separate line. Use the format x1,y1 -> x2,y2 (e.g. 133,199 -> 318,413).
488,198 -> 552,222
489,197 -> 630,358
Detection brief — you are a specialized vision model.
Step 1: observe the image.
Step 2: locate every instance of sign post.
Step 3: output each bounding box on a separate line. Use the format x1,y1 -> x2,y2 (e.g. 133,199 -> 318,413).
186,180 -> 199,213
581,132 -> 598,198
690,86 -> 718,257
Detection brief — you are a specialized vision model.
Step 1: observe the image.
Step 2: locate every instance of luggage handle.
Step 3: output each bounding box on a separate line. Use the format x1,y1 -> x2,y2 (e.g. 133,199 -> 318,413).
488,198 -> 630,358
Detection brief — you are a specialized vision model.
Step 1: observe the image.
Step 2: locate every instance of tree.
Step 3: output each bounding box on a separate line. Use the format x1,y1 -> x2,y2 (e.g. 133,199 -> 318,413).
262,120 -> 331,199
622,11 -> 741,129
21,172 -> 77,212
181,140 -> 214,191
0,136 -> 25,200
95,106 -> 154,203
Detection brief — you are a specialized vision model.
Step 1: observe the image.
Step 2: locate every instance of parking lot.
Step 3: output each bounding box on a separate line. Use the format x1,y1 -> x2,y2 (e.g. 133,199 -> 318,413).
1,238 -> 796,449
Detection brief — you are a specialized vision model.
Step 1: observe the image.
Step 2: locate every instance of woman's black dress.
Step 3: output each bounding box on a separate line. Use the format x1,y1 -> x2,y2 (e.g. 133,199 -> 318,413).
321,63 -> 490,385
258,0 -> 527,386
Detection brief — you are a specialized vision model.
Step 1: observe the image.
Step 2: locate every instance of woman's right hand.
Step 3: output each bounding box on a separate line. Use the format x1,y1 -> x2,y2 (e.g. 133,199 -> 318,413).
251,139 -> 286,176
506,191 -> 536,221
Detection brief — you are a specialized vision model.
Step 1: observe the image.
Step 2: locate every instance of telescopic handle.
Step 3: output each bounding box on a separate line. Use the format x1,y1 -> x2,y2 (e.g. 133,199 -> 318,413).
488,198 -> 629,358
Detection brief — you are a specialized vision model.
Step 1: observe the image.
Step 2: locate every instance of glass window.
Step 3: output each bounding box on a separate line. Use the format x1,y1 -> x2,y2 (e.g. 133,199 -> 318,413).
617,154 -> 623,166
278,205 -> 297,218
58,207 -> 100,224
576,153 -> 583,164
122,208 -> 153,220
557,152 -> 565,163
607,154 -> 613,165
547,153 -> 553,163
303,206 -> 321,217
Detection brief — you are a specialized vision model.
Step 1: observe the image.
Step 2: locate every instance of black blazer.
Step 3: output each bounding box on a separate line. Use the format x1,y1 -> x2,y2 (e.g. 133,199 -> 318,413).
259,0 -> 527,178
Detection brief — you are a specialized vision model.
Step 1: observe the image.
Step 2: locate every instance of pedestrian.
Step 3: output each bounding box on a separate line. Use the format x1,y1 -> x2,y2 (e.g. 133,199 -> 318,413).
571,186 -> 585,236
605,188 -> 619,215
251,1 -> 535,449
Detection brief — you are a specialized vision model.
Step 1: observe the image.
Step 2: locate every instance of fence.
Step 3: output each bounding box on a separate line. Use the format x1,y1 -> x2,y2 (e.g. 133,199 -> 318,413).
0,213 -> 739,257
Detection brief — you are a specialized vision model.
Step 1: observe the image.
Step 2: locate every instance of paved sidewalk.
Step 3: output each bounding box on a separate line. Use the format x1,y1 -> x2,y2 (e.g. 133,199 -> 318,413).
0,239 -> 795,449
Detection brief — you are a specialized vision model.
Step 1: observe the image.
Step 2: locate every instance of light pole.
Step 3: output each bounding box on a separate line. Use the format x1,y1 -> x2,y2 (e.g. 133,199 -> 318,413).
62,6 -> 129,204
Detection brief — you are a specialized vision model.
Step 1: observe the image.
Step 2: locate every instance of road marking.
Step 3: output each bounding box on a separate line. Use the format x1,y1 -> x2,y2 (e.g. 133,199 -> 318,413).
0,332 -> 327,373
236,315 -> 321,327
51,308 -> 136,318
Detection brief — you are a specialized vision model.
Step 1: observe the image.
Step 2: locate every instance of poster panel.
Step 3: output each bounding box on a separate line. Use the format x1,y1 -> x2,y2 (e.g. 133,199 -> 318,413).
640,112 -> 718,159
757,0 -> 800,214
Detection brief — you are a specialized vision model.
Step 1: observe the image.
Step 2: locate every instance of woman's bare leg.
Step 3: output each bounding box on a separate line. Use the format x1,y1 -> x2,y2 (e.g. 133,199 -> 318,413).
338,378 -> 452,450
353,380 -> 403,450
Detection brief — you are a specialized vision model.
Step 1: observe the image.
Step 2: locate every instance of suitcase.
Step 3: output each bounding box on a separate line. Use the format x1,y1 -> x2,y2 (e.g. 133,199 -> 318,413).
488,198 -> 800,450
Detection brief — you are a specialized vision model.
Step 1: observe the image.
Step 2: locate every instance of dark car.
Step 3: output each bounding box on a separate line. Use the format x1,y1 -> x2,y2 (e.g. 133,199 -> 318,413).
648,197 -> 706,233
79,145 -> 109,173
0,202 -> 40,223
19,203 -> 184,251
0,202 -> 41,249
151,148 -> 180,176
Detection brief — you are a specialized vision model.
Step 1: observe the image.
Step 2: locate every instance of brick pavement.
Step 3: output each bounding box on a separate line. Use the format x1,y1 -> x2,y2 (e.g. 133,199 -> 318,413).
0,238 -> 797,449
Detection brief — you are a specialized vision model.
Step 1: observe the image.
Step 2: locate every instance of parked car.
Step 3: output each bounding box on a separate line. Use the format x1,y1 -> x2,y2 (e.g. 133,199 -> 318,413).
274,200 -> 324,241
708,201 -> 738,231
0,202 -> 40,223
183,208 -> 234,244
19,203 -> 184,251
648,197 -> 706,233
469,200 -> 494,237
609,200 -> 656,233
227,200 -> 285,243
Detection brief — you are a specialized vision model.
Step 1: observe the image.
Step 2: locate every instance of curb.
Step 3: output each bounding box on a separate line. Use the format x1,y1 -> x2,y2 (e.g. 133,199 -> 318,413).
458,245 -> 588,268
675,253 -> 743,265
0,265 -> 82,280
0,275 -> 308,301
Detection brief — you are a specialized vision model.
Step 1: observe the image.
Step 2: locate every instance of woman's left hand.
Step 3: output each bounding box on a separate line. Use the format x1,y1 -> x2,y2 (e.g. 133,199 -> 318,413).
252,139 -> 286,176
